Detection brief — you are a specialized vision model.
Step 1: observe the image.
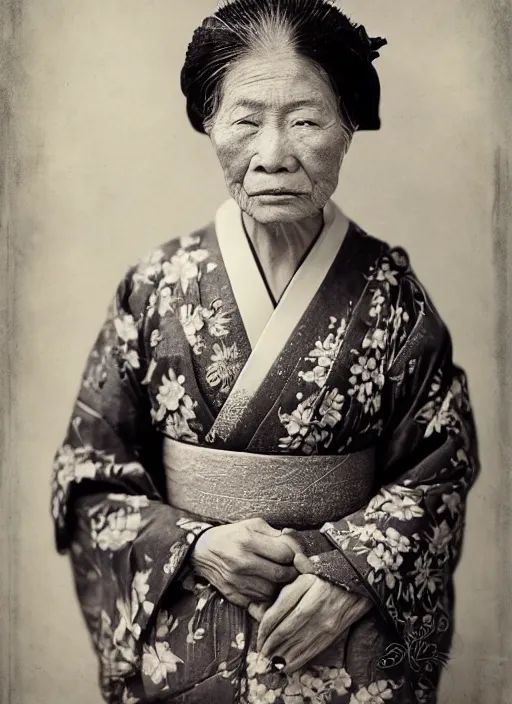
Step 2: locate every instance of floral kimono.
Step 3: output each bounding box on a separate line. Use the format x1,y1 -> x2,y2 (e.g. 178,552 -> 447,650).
51,199 -> 479,704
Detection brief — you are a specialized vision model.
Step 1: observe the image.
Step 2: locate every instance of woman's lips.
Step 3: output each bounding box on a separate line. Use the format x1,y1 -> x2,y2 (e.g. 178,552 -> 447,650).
250,190 -> 308,196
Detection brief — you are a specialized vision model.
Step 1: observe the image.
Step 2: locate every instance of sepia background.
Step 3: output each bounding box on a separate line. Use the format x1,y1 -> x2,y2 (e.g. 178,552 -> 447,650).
1,1 -> 511,702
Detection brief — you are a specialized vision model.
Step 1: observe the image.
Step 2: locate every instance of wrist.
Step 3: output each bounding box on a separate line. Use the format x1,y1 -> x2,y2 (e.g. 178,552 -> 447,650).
189,529 -> 213,576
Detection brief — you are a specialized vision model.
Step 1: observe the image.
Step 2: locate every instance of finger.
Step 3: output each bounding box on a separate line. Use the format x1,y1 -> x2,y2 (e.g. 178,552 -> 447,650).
261,606 -> 310,658
274,637 -> 316,674
248,534 -> 298,565
224,591 -> 251,609
293,553 -> 316,574
232,574 -> 278,601
237,554 -> 299,583
278,534 -> 305,557
284,639 -> 329,674
261,578 -> 320,656
245,517 -> 282,537
257,577 -> 312,651
248,602 -> 270,623
268,631 -> 305,664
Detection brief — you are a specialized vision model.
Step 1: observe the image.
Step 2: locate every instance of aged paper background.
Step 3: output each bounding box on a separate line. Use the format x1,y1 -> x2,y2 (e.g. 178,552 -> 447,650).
1,1 -> 511,702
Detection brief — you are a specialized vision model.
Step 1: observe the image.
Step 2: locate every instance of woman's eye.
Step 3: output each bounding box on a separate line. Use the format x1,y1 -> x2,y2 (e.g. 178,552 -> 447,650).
294,120 -> 318,127
236,119 -> 258,127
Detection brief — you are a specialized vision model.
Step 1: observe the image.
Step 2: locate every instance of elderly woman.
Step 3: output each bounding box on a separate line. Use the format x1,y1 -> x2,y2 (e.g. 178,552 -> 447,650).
51,1 -> 479,703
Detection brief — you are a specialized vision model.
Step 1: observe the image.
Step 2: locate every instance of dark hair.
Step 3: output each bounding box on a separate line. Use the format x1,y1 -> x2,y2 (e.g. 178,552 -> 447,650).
180,0 -> 387,134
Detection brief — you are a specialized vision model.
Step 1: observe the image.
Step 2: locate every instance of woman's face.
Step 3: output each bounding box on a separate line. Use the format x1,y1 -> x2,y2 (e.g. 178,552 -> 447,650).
208,52 -> 351,224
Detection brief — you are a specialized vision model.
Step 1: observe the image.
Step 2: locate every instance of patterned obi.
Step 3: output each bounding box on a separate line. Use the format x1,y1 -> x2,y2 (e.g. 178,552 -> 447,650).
163,438 -> 376,529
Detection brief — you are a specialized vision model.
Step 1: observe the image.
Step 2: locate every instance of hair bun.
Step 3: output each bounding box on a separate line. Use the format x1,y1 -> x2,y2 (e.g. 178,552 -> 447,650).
181,0 -> 387,134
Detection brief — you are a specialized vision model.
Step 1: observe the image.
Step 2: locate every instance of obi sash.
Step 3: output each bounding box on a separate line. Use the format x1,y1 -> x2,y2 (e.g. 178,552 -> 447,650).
163,438 -> 376,529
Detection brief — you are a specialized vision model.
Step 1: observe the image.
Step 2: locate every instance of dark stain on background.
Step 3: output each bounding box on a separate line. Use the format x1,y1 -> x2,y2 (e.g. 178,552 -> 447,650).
0,1 -> 23,701
491,2 -> 512,703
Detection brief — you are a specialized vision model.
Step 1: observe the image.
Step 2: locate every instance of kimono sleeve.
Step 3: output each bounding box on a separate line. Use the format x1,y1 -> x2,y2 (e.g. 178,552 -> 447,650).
51,267 -> 213,702
308,268 -> 479,698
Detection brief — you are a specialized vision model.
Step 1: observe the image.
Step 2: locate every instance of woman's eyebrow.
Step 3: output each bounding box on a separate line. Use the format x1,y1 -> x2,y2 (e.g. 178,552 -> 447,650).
231,97 -> 325,111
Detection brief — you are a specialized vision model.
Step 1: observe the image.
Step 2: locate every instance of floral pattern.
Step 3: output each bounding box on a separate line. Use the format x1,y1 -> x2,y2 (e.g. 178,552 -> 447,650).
51,224 -> 479,703
206,341 -> 243,393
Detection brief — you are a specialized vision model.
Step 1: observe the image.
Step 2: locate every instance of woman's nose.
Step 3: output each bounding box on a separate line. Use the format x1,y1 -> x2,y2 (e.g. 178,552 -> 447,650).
253,128 -> 299,173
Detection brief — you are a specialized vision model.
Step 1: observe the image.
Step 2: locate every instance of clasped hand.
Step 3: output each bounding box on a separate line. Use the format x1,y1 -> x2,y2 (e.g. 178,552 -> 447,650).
190,517 -> 301,608
191,518 -> 372,673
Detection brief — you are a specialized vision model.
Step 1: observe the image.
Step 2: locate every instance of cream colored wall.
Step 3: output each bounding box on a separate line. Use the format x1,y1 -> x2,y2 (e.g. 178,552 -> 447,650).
6,1 -> 509,702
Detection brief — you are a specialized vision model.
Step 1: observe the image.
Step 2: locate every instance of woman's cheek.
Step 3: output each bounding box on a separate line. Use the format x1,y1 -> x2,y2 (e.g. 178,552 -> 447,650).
213,134 -> 252,189
305,138 -> 345,192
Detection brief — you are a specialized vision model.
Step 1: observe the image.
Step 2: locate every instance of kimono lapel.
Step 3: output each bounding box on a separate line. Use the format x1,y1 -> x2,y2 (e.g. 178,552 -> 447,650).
207,199 -> 350,446
215,199 -> 275,349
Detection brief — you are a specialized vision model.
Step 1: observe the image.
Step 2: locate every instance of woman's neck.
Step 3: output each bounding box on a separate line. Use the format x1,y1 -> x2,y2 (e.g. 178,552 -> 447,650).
241,210 -> 324,302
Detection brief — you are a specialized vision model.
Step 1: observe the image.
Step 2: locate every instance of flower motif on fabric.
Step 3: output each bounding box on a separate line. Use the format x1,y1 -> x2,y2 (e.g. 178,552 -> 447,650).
319,388 -> 345,429
155,611 -> 179,641
350,679 -> 397,703
82,311 -> 142,391
388,304 -> 410,351
114,597 -> 143,643
154,369 -> 187,417
163,541 -> 191,576
149,286 -> 180,319
299,315 -> 350,389
161,248 -> 209,295
347,351 -> 385,414
87,495 -> 150,552
363,248 -> 412,376
344,285 -> 394,419
367,544 -> 404,589
278,387 -> 346,454
176,516 -> 213,536
95,608 -> 139,684
243,653 -> 355,704
368,253 -> 402,288
131,570 -> 155,623
51,444 -> 145,530
278,392 -> 327,454
186,607 -> 206,646
152,369 -> 201,442
365,486 -> 425,523
206,341 -> 243,394
132,248 -> 166,292
176,516 -> 213,545
179,304 -> 206,353
141,238 -> 222,357
142,642 -> 184,686
378,615 -> 450,685
114,315 -> 140,371
202,298 -> 232,338
277,315 -> 354,454
178,299 -> 232,355
415,375 -> 463,438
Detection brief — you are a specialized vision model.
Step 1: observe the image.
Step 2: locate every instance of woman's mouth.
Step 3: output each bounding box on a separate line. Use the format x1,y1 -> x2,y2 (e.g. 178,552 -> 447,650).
251,190 -> 307,197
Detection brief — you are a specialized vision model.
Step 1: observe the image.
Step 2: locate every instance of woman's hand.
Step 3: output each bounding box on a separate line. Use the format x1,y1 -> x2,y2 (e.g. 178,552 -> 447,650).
256,556 -> 373,673
190,518 -> 302,609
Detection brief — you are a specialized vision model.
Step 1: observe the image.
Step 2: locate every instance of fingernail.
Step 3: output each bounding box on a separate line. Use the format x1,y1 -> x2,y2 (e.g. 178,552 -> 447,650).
269,656 -> 286,673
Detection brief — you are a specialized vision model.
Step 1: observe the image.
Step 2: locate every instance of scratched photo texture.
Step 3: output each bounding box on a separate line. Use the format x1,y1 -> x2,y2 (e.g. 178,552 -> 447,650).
1,1 -> 511,703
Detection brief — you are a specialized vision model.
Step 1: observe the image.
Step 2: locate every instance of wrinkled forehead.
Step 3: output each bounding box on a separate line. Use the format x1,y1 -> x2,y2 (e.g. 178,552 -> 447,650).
219,51 -> 340,114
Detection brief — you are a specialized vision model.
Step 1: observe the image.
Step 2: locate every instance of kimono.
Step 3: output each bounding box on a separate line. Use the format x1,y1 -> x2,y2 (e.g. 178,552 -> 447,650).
51,199 -> 479,704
